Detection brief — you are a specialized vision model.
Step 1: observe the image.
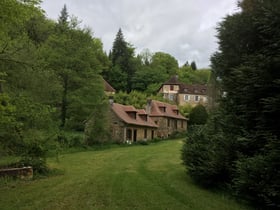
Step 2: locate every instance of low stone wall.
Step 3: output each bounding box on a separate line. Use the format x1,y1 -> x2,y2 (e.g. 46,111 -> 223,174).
0,166 -> 33,180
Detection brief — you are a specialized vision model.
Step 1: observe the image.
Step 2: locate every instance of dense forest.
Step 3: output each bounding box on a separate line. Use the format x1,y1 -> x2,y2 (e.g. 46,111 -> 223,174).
182,0 -> 280,208
0,0 -> 209,171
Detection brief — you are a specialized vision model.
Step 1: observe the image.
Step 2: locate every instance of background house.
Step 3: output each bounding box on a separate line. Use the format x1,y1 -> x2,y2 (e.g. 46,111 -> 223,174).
158,75 -> 208,106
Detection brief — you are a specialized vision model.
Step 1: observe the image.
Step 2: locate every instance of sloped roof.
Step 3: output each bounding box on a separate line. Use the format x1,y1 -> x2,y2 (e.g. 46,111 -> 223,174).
103,78 -> 116,93
111,103 -> 158,128
164,75 -> 181,85
148,100 -> 186,120
159,75 -> 207,96
178,84 -> 207,95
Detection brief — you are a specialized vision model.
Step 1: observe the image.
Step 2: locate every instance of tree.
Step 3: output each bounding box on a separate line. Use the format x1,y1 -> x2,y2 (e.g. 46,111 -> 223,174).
39,6 -> 108,133
151,52 -> 179,77
190,61 -> 197,70
177,66 -> 210,84
109,28 -> 136,92
189,104 -> 208,125
182,0 -> 280,207
58,4 -> 69,26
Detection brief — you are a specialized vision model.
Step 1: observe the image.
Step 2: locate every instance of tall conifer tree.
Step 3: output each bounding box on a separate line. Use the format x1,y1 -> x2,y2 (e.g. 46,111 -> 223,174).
110,28 -> 136,92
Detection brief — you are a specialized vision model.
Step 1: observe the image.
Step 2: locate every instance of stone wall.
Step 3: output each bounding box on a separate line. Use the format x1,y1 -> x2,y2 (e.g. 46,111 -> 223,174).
0,166 -> 33,180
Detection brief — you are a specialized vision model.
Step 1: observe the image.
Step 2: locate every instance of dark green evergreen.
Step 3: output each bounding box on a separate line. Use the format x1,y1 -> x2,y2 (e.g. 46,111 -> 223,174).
182,0 -> 280,208
107,28 -> 136,92
188,104 -> 208,125
190,61 -> 197,70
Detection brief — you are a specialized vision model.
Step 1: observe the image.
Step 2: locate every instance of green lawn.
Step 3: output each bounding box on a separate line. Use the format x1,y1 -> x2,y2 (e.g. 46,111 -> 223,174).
0,140 -> 251,210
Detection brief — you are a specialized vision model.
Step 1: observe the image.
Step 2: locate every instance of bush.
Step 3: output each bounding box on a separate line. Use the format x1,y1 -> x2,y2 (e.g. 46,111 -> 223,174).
20,142 -> 48,175
57,131 -> 85,148
137,140 -> 149,145
189,104 -> 208,125
182,123 -> 236,187
182,125 -> 218,186
169,131 -> 186,139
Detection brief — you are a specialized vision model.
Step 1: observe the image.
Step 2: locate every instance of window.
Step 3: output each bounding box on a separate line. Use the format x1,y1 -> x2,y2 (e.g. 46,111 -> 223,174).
169,94 -> 174,101
184,95 -> 189,101
167,119 -> 170,127
160,106 -> 166,112
170,85 -> 174,90
195,95 -> 200,101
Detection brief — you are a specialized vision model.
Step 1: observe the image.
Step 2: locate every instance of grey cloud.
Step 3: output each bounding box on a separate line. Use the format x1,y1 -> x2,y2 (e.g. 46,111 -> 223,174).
41,0 -> 238,68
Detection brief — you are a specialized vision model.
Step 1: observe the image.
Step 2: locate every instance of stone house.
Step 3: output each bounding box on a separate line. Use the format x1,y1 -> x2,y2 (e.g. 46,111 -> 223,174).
110,102 -> 158,143
158,75 -> 208,106
146,100 -> 187,138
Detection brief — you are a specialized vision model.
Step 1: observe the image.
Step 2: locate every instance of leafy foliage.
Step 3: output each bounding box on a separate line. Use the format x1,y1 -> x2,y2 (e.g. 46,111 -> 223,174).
0,1 -> 110,173
113,90 -> 168,109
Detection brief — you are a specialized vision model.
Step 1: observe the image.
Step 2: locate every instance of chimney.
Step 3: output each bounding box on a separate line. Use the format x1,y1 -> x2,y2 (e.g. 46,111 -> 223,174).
109,95 -> 114,105
146,99 -> 152,115
175,74 -> 179,80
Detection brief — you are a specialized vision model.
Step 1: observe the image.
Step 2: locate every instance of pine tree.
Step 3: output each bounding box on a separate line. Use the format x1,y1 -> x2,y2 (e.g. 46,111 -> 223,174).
190,61 -> 197,70
58,4 -> 69,26
110,28 -> 136,92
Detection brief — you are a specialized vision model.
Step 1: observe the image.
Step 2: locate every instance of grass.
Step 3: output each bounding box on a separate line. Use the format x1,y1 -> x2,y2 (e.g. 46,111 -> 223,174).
0,139 -> 251,210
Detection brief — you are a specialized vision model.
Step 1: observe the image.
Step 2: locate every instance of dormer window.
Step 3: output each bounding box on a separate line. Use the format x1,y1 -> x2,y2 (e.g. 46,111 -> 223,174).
159,106 -> 166,112
173,109 -> 179,115
140,115 -> 148,121
127,111 -> 137,119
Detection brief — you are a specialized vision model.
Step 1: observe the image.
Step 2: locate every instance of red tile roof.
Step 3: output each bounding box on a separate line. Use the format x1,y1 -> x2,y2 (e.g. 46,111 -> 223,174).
147,100 -> 187,120
178,84 -> 207,95
111,103 -> 158,128
158,75 -> 207,96
103,78 -> 116,93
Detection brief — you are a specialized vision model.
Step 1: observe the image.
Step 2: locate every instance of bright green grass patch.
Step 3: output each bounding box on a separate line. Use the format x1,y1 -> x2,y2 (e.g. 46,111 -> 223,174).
0,140 -> 251,210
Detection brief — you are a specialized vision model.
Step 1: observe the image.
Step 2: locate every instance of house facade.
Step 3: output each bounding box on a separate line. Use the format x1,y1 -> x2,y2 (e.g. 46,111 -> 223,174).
146,100 -> 187,138
110,103 -> 158,143
109,99 -> 187,142
158,75 -> 208,106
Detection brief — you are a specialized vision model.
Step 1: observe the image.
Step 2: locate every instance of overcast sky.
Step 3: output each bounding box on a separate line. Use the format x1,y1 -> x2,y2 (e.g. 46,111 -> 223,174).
40,0 -> 239,68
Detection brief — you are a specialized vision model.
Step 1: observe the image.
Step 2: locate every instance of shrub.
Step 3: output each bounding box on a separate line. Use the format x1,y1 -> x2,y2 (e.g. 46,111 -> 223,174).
137,140 -> 149,145
169,131 -> 186,139
20,142 -> 48,175
182,123 -> 236,187
189,104 -> 208,125
57,131 -> 85,148
182,125 -> 218,186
